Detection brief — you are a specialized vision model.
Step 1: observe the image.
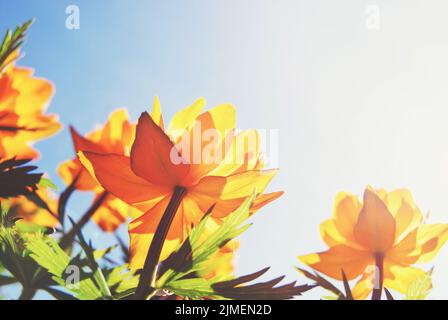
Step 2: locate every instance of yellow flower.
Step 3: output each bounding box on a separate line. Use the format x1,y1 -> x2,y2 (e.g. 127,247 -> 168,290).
80,97 -> 283,269
298,187 -> 448,299
0,50 -> 60,159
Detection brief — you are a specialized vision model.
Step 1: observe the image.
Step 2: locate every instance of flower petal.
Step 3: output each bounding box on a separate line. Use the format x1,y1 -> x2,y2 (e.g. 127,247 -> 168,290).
383,263 -> 426,294
331,192 -> 363,247
354,188 -> 396,252
298,245 -> 372,280
149,96 -> 164,129
128,196 -> 184,239
250,191 -> 284,213
352,273 -> 374,300
167,97 -> 205,139
391,223 -> 448,264
70,126 -> 106,153
131,112 -> 189,186
178,103 -> 236,183
188,170 -> 278,217
209,129 -> 261,177
80,152 -> 170,211
129,233 -> 180,270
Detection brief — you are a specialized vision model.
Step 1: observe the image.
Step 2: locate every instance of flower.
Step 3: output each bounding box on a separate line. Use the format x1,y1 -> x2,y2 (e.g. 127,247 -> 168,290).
80,97 -> 283,269
0,50 -> 60,160
58,109 -> 139,232
298,187 -> 448,299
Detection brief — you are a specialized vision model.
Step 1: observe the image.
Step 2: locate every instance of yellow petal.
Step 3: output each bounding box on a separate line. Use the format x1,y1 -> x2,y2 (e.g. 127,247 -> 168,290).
167,97 -> 205,140
383,263 -> 426,294
179,103 -> 236,183
209,129 -> 261,177
150,96 -> 164,129
129,233 -> 180,270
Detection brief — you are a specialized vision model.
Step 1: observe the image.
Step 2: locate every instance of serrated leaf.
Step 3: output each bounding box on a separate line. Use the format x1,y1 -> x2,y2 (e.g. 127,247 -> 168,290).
296,267 -> 345,299
71,219 -> 111,298
212,268 -> 314,300
155,194 -> 311,300
24,233 -> 103,300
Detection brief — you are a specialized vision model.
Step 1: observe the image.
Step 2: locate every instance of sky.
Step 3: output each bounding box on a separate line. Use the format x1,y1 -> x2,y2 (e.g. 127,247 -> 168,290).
2,0 -> 448,299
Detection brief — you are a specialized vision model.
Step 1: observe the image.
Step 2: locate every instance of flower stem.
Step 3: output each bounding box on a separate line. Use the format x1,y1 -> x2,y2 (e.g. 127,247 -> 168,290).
59,191 -> 108,250
133,186 -> 187,300
18,287 -> 36,300
371,253 -> 384,300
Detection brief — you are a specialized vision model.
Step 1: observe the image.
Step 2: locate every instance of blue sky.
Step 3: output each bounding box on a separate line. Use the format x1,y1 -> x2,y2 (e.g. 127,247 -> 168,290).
3,0 -> 448,299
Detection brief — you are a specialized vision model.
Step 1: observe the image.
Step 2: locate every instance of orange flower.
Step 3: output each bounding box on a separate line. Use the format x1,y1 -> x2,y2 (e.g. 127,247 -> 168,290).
298,187 -> 448,299
0,51 -> 60,159
80,97 -> 283,269
58,109 -> 139,232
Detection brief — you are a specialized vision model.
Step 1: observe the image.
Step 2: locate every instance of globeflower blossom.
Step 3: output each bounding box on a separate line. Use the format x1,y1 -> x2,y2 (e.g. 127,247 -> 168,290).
80,97 -> 283,269
299,187 -> 448,299
0,50 -> 60,160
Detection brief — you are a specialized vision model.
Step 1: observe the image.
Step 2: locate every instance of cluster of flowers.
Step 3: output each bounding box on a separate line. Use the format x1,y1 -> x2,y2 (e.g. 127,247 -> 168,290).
1,21 -> 447,300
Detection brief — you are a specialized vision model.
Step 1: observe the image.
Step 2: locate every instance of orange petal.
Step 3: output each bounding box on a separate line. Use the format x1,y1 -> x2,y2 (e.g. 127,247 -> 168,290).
332,192 -> 363,248
178,104 -> 236,183
320,219 -> 364,250
128,195 -> 184,240
250,191 -> 284,213
298,245 -> 372,280
130,112 -> 189,187
80,152 -> 170,211
70,126 -> 106,154
354,188 -> 396,252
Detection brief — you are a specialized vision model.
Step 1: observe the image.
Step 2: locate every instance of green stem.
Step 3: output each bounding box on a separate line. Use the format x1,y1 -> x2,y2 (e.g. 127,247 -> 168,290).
59,191 -> 108,250
133,186 -> 187,300
371,253 -> 384,300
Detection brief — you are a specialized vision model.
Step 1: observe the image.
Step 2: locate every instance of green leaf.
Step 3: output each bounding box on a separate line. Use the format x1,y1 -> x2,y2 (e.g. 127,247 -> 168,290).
155,194 -> 312,300
0,19 -> 33,71
24,233 -> 103,300
38,177 -> 58,191
164,278 -> 215,299
70,219 -> 112,298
